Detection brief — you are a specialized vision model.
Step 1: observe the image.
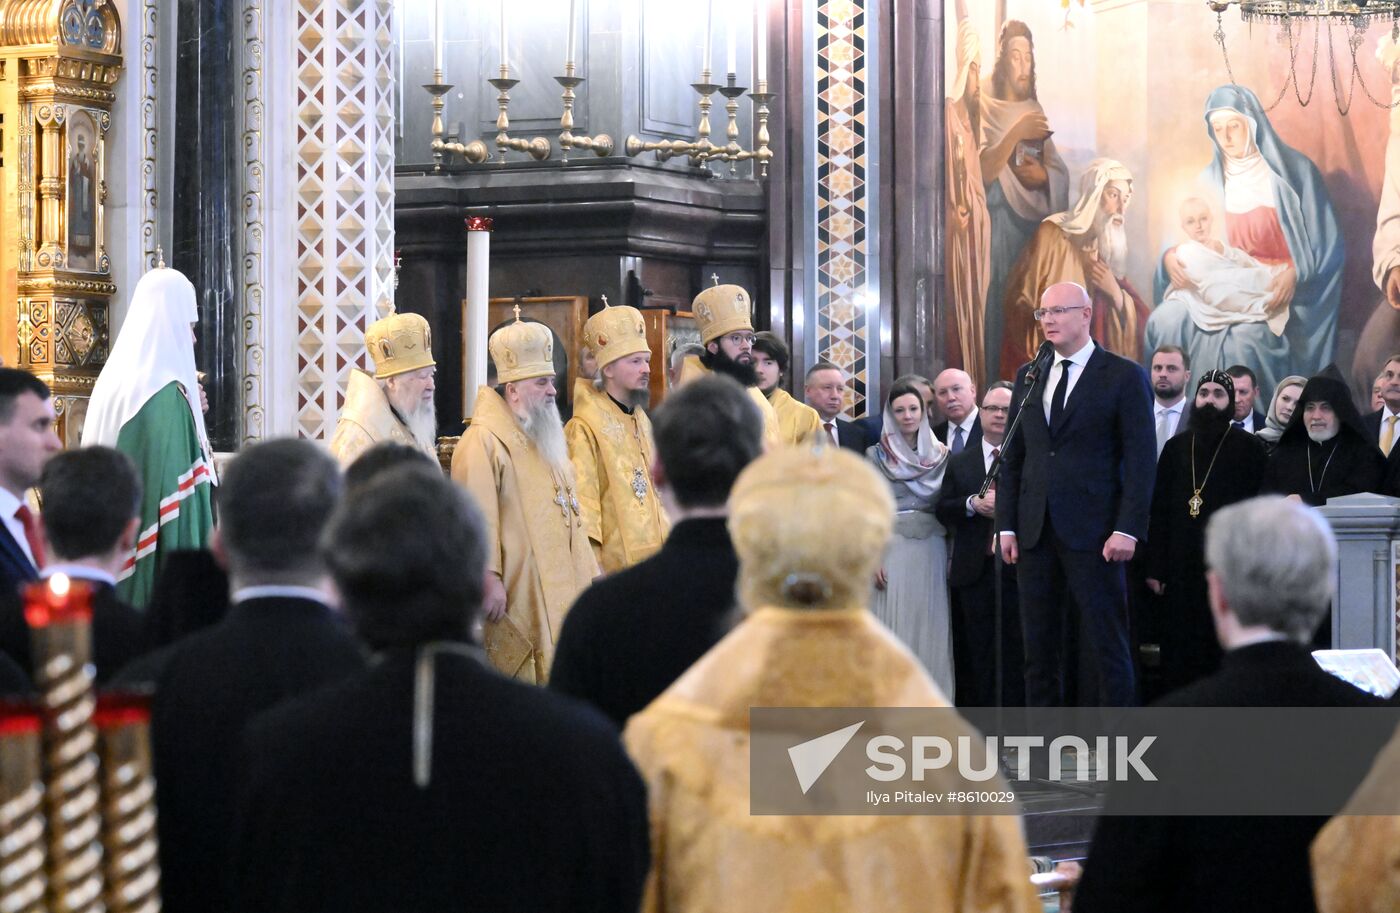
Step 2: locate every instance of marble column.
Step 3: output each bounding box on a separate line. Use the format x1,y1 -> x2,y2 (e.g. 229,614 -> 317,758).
290,0 -> 397,442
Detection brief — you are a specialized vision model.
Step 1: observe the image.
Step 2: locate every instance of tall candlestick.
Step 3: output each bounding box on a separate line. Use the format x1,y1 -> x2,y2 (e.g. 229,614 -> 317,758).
500,0 -> 509,71
433,0 -> 444,72
463,218 -> 493,421
755,0 -> 767,83
566,0 -> 578,66
702,0 -> 714,75
726,0 -> 737,75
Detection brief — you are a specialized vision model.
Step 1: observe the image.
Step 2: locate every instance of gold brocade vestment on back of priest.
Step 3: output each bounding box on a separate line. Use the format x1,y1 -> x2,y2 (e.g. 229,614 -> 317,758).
767,386 -> 824,446
450,386 -> 598,683
676,355 -> 782,448
329,369 -> 436,466
565,386 -> 670,574
624,607 -> 1040,913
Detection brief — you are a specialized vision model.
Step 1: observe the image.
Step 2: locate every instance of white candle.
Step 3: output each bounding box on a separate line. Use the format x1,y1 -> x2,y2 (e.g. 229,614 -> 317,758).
701,0 -> 713,76
464,225 -> 492,419
566,0 -> 578,66
433,0 -> 444,72
500,0 -> 509,70
755,0 -> 767,84
726,0 -> 737,76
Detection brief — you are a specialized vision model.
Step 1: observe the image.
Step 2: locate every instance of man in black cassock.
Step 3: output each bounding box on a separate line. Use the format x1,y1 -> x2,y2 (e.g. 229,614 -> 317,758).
1261,375 -> 1387,507
1145,370 -> 1266,694
230,464 -> 649,913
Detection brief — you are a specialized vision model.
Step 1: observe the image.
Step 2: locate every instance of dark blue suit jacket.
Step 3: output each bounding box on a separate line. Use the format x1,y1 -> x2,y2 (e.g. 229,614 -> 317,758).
0,522 -> 38,600
997,344 -> 1156,551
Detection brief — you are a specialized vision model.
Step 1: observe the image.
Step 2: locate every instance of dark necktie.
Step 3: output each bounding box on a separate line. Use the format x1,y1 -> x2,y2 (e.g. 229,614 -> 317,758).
986,446 -> 1001,555
951,425 -> 965,454
1232,420 -> 1245,430
14,504 -> 44,569
824,421 -> 837,446
1050,359 -> 1072,427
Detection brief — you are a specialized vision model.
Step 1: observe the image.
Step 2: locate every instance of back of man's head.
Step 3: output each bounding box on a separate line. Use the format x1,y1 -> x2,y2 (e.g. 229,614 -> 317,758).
1205,496 -> 1335,642
216,439 -> 342,584
40,447 -> 140,561
345,441 -> 437,495
322,464 -> 486,650
0,368 -> 50,423
651,376 -> 763,509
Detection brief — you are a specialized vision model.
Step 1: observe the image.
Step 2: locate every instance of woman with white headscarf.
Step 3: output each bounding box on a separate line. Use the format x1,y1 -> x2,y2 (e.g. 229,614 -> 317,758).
1147,84 -> 1343,402
83,264 -> 215,607
867,378 -> 954,697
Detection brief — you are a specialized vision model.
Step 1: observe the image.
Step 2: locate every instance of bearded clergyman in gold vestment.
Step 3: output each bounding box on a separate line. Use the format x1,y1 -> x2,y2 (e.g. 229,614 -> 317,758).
450,313 -> 598,683
624,446 -> 1039,913
675,281 -> 781,447
565,302 -> 670,574
329,311 -> 440,466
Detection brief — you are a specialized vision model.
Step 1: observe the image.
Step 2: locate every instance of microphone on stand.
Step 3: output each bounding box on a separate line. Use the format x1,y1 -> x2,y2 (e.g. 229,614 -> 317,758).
977,340 -> 1055,501
1023,339 -> 1055,386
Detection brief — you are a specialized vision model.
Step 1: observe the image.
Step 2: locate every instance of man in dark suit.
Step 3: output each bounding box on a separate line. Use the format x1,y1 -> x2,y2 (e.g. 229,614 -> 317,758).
998,281 -> 1155,707
552,376 -> 763,727
116,440 -> 365,913
935,381 -> 1023,706
231,464 -> 649,913
805,362 -> 867,451
931,368 -> 983,455
0,369 -> 62,596
0,447 -> 145,685
1363,353 -> 1400,456
1076,496 -> 1387,913
1225,364 -> 1267,434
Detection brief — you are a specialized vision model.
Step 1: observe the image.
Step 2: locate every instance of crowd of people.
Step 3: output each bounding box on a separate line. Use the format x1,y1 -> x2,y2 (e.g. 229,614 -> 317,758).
2,274 -> 1400,910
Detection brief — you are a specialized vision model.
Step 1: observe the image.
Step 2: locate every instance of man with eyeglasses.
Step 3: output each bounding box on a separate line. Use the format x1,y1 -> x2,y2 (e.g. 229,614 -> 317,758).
936,380 -> 1024,706
674,281 -> 780,446
997,281 -> 1155,707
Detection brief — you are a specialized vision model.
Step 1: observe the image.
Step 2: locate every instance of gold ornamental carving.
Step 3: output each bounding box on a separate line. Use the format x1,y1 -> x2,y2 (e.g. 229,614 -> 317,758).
0,0 -> 122,447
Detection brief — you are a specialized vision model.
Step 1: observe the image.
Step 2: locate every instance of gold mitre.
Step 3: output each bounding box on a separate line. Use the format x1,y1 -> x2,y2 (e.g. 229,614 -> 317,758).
728,446 -> 894,611
366,311 -> 436,380
489,309 -> 555,383
691,283 -> 754,344
583,299 -> 650,369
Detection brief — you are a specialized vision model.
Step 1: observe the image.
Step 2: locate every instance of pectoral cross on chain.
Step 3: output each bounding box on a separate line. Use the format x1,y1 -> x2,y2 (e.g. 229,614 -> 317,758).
554,490 -> 571,521
1188,491 -> 1203,519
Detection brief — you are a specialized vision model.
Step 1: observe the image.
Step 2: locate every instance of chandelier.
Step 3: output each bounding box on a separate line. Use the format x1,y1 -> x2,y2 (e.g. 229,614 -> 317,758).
1209,0 -> 1400,113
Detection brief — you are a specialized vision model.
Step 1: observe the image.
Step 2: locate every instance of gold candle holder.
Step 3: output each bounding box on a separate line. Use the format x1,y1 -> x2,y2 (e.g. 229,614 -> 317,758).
422,69 -> 491,168
488,66 -> 552,164
712,74 -> 747,175
555,62 -> 613,162
95,693 -> 160,913
625,70 -> 721,167
0,703 -> 47,913
25,575 -> 105,913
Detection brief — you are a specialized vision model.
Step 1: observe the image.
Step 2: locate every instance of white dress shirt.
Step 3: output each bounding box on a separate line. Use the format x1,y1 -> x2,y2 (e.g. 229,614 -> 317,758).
0,486 -> 37,568
1234,411 -> 1258,433
1042,339 -> 1096,421
1155,396 -> 1186,452
966,437 -> 1004,516
947,408 -> 980,450
231,584 -> 336,608
1378,407 -> 1400,449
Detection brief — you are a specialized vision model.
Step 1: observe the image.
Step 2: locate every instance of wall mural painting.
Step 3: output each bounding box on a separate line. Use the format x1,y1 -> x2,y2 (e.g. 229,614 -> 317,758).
942,1 -> 1400,405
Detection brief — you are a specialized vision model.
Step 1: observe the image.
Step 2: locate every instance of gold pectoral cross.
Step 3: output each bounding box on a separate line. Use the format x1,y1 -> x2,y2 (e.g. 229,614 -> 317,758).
631,467 -> 648,504
1188,491 -> 1203,519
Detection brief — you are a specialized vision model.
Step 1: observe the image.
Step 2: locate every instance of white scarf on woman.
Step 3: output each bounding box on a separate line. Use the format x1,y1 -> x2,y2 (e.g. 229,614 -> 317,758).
872,405 -> 949,500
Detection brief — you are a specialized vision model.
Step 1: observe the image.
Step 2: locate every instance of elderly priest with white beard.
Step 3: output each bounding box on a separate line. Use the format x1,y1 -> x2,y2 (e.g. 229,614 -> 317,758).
997,157 -> 1151,373
451,310 -> 598,684
329,310 -> 440,465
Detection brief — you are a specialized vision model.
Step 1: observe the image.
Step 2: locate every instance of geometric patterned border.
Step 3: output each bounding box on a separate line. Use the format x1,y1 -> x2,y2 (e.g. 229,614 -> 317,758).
813,0 -> 873,417
140,0 -> 158,273
293,0 -> 396,441
243,0 -> 266,442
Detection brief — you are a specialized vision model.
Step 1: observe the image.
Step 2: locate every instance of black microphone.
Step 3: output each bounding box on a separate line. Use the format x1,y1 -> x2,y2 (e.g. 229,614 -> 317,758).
1024,340 -> 1054,384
